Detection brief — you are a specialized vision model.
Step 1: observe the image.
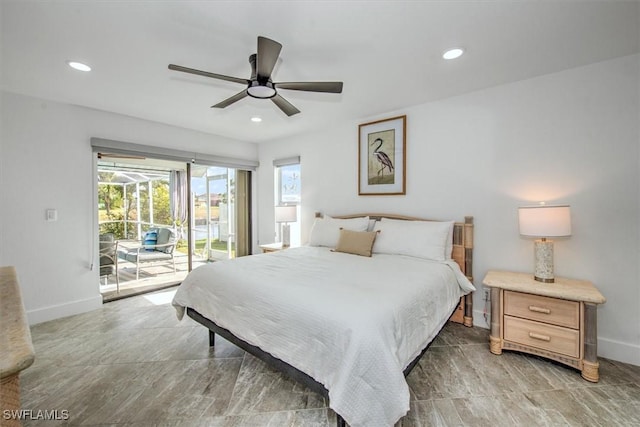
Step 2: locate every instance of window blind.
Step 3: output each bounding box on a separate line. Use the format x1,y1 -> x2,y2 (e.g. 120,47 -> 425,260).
272,156 -> 300,167
91,137 -> 259,171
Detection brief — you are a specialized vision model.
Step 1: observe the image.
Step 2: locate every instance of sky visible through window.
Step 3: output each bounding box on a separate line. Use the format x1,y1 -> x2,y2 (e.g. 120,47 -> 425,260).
280,164 -> 300,204
192,166 -> 229,196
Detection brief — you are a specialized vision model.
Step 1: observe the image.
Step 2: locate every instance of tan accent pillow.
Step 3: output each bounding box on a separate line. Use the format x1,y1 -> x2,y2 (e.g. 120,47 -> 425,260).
333,228 -> 380,257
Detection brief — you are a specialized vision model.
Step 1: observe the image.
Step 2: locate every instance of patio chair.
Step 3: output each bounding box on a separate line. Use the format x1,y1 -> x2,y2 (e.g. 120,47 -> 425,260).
117,228 -> 177,281
99,233 -> 119,289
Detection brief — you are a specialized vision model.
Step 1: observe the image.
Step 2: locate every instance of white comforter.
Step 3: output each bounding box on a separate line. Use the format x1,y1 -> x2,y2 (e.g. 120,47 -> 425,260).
172,246 -> 475,427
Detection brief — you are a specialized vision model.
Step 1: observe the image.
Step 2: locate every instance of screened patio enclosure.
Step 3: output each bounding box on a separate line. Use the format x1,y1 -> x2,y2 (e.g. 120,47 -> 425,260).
97,159 -> 242,287
93,138 -> 256,300
98,164 -> 176,242
97,160 -> 240,297
98,161 -> 195,296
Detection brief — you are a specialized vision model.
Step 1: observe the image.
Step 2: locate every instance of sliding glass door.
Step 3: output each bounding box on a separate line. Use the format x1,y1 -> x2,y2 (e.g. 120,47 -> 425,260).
97,159 -> 252,299
97,158 -> 189,296
190,166 -> 243,261
93,139 -> 256,297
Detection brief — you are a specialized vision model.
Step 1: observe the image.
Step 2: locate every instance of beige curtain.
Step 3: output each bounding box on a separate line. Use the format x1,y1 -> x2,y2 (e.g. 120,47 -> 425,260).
234,170 -> 252,257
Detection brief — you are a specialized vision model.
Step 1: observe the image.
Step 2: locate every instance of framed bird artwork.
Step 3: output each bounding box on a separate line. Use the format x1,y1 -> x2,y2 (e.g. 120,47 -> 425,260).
358,115 -> 406,195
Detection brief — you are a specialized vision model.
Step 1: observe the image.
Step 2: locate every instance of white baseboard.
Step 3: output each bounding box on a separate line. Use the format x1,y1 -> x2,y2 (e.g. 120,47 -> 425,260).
598,337 -> 640,366
27,295 -> 103,325
472,309 -> 490,329
472,310 -> 639,367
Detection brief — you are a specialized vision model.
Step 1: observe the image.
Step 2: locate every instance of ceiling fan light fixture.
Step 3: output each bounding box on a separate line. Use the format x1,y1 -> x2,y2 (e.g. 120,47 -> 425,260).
442,48 -> 464,60
247,81 -> 276,99
67,60 -> 91,72
169,36 -> 344,116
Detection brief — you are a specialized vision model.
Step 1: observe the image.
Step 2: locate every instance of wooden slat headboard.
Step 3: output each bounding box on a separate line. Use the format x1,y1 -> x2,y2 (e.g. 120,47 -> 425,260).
315,212 -> 474,327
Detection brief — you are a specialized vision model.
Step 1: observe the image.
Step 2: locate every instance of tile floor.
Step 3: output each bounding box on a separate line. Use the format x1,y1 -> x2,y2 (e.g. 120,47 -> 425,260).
20,289 -> 640,426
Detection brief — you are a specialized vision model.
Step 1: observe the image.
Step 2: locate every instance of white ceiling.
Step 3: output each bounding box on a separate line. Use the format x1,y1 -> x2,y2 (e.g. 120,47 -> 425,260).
2,1 -> 638,144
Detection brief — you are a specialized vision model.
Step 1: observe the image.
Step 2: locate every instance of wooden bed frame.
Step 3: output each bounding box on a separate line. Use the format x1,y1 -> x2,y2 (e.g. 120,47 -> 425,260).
185,213 -> 474,427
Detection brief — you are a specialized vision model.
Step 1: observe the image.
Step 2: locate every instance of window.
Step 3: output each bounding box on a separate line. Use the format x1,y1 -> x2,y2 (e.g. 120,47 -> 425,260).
274,159 -> 301,246
278,163 -> 301,205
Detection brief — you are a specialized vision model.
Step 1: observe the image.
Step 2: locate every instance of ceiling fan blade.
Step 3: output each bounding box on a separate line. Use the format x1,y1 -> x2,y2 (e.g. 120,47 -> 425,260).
275,81 -> 343,93
168,64 -> 249,85
271,94 -> 300,116
212,90 -> 248,108
256,36 -> 282,80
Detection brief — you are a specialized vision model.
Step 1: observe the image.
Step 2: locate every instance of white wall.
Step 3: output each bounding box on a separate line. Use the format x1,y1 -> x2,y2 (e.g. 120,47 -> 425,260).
0,91 -> 258,324
257,54 -> 640,366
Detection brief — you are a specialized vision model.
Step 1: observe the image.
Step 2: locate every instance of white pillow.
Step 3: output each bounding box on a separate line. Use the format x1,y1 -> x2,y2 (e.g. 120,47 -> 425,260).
446,221 -> 455,260
372,218 -> 454,261
309,216 -> 370,248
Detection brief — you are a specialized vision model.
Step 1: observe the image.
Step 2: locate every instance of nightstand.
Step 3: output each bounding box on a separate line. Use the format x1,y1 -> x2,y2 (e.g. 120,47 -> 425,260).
483,270 -> 606,382
259,242 -> 284,253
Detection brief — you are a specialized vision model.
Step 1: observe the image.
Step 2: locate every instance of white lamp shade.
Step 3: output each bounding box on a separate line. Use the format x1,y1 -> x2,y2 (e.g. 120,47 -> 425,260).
518,205 -> 571,238
275,205 -> 297,223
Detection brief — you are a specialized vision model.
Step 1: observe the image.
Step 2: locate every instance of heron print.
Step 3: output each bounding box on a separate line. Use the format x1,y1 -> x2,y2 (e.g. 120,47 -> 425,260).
368,130 -> 395,185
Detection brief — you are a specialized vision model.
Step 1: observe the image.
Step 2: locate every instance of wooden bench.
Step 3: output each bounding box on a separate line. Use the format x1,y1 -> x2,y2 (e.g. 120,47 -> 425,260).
0,266 -> 35,426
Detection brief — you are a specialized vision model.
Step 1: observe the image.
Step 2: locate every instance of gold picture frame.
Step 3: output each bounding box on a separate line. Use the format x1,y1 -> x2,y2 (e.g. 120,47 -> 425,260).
358,115 -> 406,195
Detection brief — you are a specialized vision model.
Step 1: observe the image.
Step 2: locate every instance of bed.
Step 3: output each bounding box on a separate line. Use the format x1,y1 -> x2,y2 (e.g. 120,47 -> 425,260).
172,214 -> 475,427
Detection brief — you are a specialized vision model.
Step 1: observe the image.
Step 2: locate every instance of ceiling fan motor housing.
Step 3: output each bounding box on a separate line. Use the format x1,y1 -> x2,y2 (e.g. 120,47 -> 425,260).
247,53 -> 276,98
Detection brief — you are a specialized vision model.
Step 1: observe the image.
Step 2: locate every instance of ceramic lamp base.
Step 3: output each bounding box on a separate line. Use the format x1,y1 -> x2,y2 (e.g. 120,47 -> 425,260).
281,223 -> 291,248
534,239 -> 554,283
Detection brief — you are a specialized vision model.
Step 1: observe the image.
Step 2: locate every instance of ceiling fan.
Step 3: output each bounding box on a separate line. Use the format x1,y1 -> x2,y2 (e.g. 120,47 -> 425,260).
168,36 -> 343,116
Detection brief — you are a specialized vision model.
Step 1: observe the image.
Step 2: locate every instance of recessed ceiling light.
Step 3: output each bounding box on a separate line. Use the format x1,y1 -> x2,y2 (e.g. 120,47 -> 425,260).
67,61 -> 91,72
442,48 -> 464,60
251,117 -> 262,123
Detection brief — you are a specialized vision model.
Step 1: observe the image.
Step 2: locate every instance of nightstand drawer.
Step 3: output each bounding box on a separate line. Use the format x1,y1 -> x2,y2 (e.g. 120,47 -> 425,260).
504,291 -> 579,329
504,316 -> 580,358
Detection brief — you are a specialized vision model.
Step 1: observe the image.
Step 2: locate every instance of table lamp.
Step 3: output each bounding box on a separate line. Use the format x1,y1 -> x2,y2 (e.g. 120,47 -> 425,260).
518,204 -> 571,283
275,205 -> 297,247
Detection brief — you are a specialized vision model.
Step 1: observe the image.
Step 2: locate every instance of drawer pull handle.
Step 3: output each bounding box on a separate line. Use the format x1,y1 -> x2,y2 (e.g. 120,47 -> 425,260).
528,305 -> 551,314
529,332 -> 551,342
